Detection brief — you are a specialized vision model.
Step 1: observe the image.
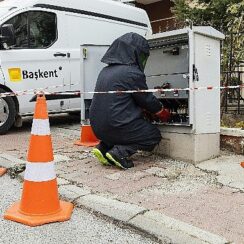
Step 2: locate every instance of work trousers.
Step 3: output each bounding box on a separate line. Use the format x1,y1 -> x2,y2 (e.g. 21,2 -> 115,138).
93,119 -> 162,158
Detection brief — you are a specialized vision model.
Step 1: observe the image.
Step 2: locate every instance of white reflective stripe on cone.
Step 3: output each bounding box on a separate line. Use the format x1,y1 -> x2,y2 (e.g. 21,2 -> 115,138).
24,162 -> 56,182
31,119 -> 51,136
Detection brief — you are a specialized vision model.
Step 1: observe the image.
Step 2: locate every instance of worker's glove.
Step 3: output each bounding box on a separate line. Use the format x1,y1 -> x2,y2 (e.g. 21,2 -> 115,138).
155,108 -> 171,123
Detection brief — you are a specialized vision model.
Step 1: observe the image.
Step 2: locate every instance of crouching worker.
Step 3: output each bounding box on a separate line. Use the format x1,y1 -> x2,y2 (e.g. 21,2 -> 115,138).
90,32 -> 170,169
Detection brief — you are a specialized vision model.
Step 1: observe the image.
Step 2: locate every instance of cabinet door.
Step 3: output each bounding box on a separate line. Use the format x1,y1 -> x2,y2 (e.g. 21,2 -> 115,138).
194,33 -> 221,133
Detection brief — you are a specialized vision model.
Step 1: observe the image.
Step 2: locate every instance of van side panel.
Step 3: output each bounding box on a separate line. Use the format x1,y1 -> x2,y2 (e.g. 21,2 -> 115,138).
66,14 -> 148,47
0,10 -> 71,114
0,0 -> 151,115
66,13 -> 149,109
32,0 -> 151,29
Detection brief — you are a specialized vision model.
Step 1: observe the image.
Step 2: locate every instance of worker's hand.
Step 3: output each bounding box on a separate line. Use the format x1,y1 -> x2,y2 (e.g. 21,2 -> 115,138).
155,108 -> 171,123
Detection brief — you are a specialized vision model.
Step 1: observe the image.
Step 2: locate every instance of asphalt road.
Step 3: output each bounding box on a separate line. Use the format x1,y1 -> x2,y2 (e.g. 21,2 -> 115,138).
0,175 -> 158,244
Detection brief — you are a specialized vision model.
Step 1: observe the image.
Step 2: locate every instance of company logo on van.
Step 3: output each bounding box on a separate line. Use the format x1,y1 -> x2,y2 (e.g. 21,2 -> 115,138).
8,68 -> 22,82
8,68 -> 59,82
22,69 -> 59,80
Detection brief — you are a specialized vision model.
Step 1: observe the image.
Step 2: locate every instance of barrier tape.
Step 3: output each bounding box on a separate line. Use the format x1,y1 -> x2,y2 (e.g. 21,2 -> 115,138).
0,84 -> 243,98
0,83 -> 79,98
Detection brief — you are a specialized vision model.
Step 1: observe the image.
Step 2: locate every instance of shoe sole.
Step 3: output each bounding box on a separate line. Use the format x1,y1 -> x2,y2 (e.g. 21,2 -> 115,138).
92,148 -> 110,166
106,153 -> 127,170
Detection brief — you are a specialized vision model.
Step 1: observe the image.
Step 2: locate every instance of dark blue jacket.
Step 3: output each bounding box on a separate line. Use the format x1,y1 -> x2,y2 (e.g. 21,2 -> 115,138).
89,33 -> 162,142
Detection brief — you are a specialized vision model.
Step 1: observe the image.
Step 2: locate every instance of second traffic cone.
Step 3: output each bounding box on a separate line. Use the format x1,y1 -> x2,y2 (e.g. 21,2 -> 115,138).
4,95 -> 73,227
75,124 -> 99,147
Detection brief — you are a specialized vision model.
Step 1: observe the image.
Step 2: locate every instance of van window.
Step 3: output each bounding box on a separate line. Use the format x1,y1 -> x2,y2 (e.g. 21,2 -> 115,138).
3,11 -> 57,49
29,12 -> 57,48
5,12 -> 28,48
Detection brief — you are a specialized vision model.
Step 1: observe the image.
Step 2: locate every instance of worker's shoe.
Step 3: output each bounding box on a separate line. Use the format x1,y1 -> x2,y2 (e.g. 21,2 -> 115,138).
106,152 -> 134,169
92,144 -> 114,166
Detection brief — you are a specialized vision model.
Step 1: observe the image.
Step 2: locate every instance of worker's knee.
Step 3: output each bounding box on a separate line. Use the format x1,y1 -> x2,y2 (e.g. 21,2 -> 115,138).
140,129 -> 161,152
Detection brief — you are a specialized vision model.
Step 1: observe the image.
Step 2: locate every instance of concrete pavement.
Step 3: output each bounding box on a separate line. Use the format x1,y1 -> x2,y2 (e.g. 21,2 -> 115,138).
0,114 -> 243,243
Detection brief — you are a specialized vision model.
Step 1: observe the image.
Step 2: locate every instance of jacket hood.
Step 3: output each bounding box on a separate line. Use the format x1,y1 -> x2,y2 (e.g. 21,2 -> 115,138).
101,32 -> 150,71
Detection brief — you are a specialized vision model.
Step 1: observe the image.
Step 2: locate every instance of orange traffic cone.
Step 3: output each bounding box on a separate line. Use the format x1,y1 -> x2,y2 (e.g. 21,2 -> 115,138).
4,95 -> 73,227
241,162 -> 244,168
74,124 -> 100,147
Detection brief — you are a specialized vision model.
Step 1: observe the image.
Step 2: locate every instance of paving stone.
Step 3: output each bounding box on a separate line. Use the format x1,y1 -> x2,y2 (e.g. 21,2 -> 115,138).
0,154 -> 26,168
130,171 -> 150,180
105,172 -> 121,181
108,176 -> 161,195
63,160 -> 85,167
55,127 -> 80,138
76,194 -> 146,222
129,210 -> 229,244
57,165 -> 78,174
60,171 -> 83,179
57,177 -> 70,185
228,180 -> 244,190
198,155 -> 244,191
144,167 -> 167,177
54,155 -> 71,162
77,176 -> 120,192
59,184 -> 91,200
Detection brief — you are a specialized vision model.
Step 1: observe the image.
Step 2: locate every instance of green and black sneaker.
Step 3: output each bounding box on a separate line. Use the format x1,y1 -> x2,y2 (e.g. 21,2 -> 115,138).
92,148 -> 111,166
106,152 -> 134,170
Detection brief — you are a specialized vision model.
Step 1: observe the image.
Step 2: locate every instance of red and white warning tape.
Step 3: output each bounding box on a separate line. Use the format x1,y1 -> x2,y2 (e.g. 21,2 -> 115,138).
0,83 -> 79,98
0,84 -> 243,98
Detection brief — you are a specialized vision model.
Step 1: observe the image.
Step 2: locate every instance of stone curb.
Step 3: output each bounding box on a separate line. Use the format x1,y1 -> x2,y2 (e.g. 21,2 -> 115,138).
75,194 -> 146,222
221,128 -> 244,137
220,128 -> 244,154
59,184 -> 91,200
129,210 -> 230,244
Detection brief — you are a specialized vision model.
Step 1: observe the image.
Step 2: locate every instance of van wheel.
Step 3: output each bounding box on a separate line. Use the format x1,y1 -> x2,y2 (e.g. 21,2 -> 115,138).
0,88 -> 16,135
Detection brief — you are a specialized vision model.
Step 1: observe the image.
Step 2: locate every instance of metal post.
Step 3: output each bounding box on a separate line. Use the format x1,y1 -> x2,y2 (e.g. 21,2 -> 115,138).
238,71 -> 241,114
80,47 -> 86,124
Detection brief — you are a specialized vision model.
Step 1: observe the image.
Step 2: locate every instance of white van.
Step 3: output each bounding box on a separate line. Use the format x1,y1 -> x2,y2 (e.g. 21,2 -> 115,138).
0,0 -> 151,134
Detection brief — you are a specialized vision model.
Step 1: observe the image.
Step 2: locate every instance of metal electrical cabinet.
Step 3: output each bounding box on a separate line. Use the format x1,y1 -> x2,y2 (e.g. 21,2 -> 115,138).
80,45 -> 109,121
145,27 -> 224,162
80,27 -> 224,162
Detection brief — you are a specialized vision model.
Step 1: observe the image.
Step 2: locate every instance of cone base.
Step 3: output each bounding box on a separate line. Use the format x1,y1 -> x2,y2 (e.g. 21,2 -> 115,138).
74,140 -> 99,147
4,201 -> 73,227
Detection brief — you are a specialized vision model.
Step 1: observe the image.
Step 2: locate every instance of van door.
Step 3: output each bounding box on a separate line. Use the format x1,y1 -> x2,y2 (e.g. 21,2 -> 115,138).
0,10 -> 70,114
